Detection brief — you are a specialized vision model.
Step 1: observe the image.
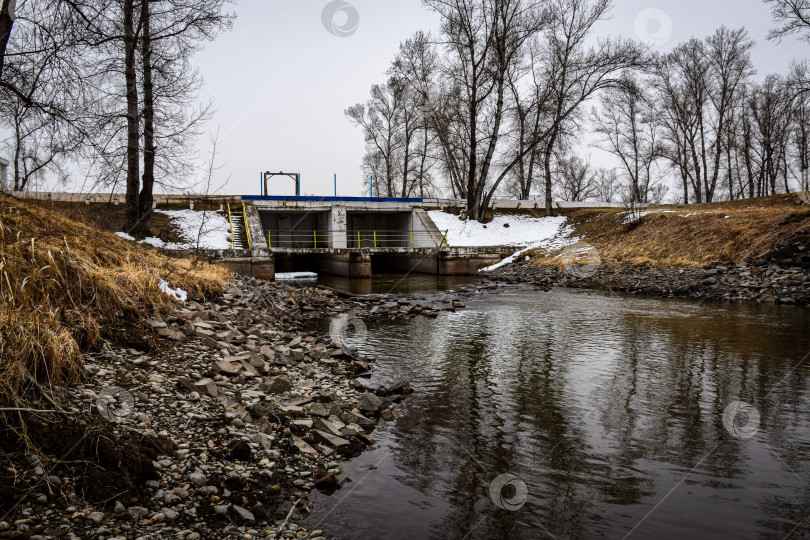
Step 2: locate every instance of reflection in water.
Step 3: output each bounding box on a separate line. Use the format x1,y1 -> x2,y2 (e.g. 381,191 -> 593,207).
317,273 -> 481,296
308,286 -> 810,540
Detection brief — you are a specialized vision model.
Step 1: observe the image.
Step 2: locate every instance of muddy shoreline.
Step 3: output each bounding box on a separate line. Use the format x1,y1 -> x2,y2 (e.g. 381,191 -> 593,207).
487,246 -> 810,307
0,277 -> 480,540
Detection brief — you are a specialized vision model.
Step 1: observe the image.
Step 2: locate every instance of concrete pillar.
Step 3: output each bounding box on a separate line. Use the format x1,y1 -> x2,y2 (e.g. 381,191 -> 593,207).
220,256 -> 275,280
330,207 -> 347,248
318,252 -> 371,278
438,253 -> 501,275
251,257 -> 275,280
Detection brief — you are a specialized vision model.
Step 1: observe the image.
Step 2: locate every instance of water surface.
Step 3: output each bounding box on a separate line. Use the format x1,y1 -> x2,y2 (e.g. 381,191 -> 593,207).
308,286 -> 810,539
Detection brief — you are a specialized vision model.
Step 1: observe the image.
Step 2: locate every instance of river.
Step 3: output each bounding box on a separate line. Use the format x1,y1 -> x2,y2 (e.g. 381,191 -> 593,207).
305,279 -> 810,539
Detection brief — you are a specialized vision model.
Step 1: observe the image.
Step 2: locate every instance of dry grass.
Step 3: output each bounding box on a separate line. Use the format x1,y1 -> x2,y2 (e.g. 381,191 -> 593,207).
537,193 -> 810,267
0,194 -> 229,418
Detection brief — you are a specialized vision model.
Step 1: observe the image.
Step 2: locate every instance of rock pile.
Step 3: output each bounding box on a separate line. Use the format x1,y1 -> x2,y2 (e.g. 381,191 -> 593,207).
0,277 -> 436,540
491,254 -> 810,306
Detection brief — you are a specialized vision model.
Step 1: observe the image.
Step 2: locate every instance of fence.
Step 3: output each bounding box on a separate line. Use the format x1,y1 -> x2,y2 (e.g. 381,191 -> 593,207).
265,230 -> 447,249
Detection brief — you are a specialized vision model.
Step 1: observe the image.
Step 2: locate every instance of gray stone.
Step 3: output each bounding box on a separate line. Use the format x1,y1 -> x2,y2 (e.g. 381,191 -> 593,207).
262,375 -> 292,394
188,472 -> 207,487
357,392 -> 383,414
215,360 -> 242,375
292,436 -> 319,456
232,505 -> 255,523
312,418 -> 343,438
340,410 -> 376,429
312,429 -> 350,448
148,318 -> 167,329
306,402 -> 340,417
128,507 -> 149,519
193,378 -> 218,398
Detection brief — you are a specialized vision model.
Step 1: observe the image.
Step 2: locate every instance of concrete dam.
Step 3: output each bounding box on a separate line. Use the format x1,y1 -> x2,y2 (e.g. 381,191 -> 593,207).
215,196 -> 512,280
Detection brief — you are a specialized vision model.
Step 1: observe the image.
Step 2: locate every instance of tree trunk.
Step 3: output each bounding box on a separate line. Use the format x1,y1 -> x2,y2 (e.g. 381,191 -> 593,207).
466,89 -> 478,221
123,0 -> 141,232
543,127 -> 557,217
0,0 -> 14,81
12,111 -> 20,190
136,0 -> 155,235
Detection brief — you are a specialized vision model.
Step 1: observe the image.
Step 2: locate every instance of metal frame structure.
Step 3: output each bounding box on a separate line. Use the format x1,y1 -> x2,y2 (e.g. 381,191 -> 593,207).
263,171 -> 300,197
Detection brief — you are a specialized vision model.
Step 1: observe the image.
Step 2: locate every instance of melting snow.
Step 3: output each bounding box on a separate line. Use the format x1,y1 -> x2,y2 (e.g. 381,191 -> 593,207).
141,209 -> 232,250
426,211 -> 578,273
428,211 -> 569,247
115,232 -> 135,241
159,279 -> 187,302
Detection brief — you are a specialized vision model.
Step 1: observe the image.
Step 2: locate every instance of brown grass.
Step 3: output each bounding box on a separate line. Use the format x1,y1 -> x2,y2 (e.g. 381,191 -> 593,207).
0,194 -> 229,417
535,193 -> 810,267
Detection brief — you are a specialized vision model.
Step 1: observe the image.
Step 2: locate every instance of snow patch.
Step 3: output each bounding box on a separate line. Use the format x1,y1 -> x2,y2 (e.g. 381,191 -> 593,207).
479,232 -> 576,273
141,209 -> 231,250
428,211 -> 569,247
621,209 -> 679,224
115,232 -> 135,241
159,279 -> 187,302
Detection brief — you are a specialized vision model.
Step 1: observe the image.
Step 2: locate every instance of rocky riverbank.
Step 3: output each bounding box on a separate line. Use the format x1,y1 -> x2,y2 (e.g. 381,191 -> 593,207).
489,242 -> 810,306
0,277 -> 474,540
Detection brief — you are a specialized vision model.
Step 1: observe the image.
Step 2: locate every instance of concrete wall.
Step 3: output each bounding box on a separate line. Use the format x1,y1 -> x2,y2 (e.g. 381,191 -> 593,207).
317,252 -> 372,278
412,208 -> 445,247
244,205 -> 267,250
438,253 -> 502,275
218,257 -> 275,280
259,211 -> 330,248
256,201 -> 435,250
347,212 -> 412,248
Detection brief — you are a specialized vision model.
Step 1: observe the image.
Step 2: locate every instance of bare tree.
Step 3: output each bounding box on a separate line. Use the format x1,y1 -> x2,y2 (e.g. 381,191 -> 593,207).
134,0 -> 233,233
123,0 -> 139,231
346,80 -> 404,197
748,75 -> 794,195
789,62 -> 810,191
556,154 -> 595,201
0,0 -> 89,192
765,0 -> 810,42
654,28 -> 754,204
592,76 -> 660,204
0,0 -> 16,83
593,167 -> 619,202
423,0 -> 547,220
392,30 -> 469,199
504,0 -> 646,216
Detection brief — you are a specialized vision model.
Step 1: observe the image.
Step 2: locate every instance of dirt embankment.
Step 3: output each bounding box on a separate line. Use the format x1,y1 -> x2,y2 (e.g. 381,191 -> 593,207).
490,194 -> 810,306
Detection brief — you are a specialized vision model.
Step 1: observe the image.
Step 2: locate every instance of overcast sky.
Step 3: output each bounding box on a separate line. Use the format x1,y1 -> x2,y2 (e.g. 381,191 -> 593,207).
188,0 -> 810,198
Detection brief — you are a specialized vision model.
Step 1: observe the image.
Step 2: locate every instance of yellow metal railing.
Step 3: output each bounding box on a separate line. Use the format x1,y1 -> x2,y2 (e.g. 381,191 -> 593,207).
241,201 -> 252,250
261,230 -> 449,249
226,203 -> 235,249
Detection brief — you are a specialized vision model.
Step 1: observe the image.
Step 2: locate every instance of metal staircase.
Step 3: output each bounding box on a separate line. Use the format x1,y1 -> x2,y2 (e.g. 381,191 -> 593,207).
227,204 -> 249,250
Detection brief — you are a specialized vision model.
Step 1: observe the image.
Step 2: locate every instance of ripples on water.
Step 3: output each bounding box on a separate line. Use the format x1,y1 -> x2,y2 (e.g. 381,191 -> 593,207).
308,285 -> 810,540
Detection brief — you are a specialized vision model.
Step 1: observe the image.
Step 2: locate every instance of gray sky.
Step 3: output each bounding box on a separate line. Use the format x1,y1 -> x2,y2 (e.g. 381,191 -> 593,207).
191,0 -> 810,198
